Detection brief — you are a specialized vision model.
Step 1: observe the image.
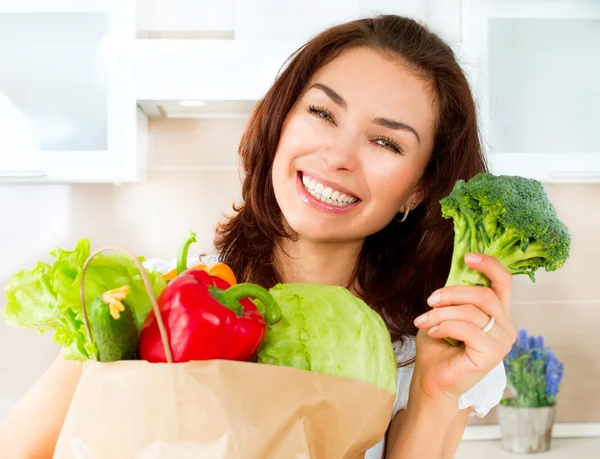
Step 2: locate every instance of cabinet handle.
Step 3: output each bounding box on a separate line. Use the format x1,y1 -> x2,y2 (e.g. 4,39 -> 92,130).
0,170 -> 46,179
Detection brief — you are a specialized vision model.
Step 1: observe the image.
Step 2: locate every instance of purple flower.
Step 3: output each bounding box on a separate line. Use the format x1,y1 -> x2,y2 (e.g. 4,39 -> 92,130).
506,342 -> 519,361
546,350 -> 557,368
545,351 -> 564,396
531,335 -> 545,360
536,336 -> 545,350
517,329 -> 530,351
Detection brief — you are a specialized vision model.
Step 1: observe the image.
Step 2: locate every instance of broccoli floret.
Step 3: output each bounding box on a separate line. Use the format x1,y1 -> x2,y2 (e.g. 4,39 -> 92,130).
440,172 -> 571,289
439,173 -> 571,346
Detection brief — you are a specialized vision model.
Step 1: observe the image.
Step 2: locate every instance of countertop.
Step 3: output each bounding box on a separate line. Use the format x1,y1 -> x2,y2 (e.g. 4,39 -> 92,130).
456,437 -> 600,458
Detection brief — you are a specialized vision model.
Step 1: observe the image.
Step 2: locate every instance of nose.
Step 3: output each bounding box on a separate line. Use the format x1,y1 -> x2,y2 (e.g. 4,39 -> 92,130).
319,135 -> 358,172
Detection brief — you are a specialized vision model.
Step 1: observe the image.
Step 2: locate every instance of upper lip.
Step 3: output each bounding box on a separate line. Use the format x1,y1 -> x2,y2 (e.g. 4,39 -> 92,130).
300,171 -> 359,199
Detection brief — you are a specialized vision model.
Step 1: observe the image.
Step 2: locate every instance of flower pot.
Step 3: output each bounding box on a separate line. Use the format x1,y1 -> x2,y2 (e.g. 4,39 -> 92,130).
497,404 -> 556,454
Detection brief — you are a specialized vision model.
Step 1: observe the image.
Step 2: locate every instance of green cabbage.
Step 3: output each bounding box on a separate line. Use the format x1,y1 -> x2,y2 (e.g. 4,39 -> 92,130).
257,283 -> 398,394
2,239 -> 166,361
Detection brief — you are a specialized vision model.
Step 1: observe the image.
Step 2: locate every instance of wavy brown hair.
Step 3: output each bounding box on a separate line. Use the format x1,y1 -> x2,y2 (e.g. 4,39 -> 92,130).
214,15 -> 487,353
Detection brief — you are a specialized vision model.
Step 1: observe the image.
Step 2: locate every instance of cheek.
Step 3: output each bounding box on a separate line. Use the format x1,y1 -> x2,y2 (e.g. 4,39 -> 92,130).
272,115 -> 327,183
272,119 -> 307,198
280,114 -> 326,156
363,158 -> 422,209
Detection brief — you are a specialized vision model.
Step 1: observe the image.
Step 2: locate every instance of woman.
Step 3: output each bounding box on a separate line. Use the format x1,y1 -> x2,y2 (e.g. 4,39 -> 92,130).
0,15 -> 516,459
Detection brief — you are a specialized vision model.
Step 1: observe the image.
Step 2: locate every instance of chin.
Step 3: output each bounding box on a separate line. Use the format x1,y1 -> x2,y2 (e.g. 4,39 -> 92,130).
282,212 -> 362,243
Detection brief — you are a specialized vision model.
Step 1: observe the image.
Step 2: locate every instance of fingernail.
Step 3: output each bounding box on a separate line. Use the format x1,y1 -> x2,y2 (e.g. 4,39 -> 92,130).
465,253 -> 482,263
414,314 -> 427,326
428,325 -> 439,336
427,292 -> 440,306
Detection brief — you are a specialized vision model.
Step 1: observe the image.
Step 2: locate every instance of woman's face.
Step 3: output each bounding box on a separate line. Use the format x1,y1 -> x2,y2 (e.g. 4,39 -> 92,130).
272,46 -> 437,243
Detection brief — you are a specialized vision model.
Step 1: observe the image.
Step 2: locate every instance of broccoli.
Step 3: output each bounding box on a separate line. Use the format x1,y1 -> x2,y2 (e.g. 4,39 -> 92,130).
439,173 -> 571,345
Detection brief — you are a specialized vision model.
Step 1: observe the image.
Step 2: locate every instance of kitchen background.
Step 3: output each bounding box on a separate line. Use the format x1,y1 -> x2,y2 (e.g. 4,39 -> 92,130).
0,0 -> 599,456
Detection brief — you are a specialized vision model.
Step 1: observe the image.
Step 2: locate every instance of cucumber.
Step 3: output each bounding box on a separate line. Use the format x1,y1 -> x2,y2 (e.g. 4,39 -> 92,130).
89,286 -> 139,362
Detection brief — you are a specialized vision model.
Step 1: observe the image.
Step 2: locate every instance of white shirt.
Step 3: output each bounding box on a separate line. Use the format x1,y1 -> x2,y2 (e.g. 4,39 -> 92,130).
143,255 -> 507,459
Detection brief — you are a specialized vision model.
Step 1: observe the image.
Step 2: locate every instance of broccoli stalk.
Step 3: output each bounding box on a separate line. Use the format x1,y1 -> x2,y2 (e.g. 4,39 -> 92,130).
439,173 -> 571,346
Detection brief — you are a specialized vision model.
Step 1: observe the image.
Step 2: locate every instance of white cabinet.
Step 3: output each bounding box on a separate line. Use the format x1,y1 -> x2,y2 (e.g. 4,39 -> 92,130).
0,0 -> 145,183
134,39 -> 301,102
461,0 -> 600,183
135,0 -> 362,105
230,0 -> 454,44
134,0 -> 459,115
137,0 -> 235,37
1,0 -> 596,183
232,0 -> 360,42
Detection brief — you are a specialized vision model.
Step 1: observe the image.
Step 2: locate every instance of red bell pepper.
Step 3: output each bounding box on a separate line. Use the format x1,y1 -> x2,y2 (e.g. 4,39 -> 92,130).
139,233 -> 281,363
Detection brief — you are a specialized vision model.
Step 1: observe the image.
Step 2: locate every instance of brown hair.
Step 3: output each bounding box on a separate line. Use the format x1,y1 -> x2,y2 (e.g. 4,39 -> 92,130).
214,15 -> 487,356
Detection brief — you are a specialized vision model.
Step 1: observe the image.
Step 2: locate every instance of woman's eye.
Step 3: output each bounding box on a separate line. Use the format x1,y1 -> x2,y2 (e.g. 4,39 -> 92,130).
374,136 -> 403,154
308,105 -> 335,124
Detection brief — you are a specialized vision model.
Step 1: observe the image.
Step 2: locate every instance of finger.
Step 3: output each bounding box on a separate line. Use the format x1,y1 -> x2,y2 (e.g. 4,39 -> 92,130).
414,304 -> 492,331
427,320 -> 493,368
464,252 -> 513,312
427,285 -> 508,326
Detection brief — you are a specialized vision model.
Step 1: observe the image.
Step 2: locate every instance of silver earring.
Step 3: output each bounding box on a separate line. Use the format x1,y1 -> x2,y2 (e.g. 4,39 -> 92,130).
395,199 -> 417,223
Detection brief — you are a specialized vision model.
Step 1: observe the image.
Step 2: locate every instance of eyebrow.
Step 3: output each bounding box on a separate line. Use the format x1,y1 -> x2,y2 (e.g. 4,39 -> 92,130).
309,83 -> 347,109
308,83 -> 421,144
373,117 -> 421,144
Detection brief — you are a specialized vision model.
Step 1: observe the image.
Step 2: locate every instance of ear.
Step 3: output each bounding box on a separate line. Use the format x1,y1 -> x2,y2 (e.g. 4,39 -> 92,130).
404,187 -> 426,211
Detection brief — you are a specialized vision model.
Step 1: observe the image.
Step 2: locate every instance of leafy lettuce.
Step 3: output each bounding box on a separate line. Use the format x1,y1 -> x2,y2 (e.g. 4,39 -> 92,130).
2,239 -> 166,361
258,283 -> 398,394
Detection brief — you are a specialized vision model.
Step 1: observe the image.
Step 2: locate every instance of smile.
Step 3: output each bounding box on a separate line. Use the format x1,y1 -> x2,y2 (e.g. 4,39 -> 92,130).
300,173 -> 359,207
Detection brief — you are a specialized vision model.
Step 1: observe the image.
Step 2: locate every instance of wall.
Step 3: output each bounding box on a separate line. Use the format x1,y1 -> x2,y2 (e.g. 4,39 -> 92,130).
0,118 -> 598,424
470,182 -> 600,425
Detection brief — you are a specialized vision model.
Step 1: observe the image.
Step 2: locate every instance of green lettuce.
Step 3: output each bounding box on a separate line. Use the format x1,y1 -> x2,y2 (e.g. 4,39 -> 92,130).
257,283 -> 398,394
2,239 -> 166,361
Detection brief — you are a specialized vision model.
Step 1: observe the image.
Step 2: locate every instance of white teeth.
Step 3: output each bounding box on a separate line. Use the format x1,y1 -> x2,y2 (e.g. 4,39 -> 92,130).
300,173 -> 358,206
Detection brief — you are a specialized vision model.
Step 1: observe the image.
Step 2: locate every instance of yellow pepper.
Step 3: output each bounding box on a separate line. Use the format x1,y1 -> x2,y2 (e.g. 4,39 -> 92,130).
162,262 -> 237,285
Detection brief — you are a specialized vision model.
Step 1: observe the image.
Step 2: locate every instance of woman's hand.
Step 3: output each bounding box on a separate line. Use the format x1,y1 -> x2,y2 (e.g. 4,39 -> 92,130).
411,252 -> 517,405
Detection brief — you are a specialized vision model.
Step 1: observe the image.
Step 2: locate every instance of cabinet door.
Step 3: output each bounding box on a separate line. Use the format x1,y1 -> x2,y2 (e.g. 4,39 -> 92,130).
0,0 -> 141,183
462,0 -> 600,183
232,0 -> 360,42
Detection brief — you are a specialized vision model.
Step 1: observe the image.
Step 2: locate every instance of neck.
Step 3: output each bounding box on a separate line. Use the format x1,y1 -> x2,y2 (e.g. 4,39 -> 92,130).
273,236 -> 364,290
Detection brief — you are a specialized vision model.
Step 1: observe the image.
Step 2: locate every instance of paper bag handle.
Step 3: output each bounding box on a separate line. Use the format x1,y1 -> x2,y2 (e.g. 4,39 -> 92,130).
80,247 -> 174,363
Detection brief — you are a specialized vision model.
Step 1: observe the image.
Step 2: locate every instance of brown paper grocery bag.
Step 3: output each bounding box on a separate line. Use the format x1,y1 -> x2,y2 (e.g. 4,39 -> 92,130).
52,246 -> 395,459
53,360 -> 394,459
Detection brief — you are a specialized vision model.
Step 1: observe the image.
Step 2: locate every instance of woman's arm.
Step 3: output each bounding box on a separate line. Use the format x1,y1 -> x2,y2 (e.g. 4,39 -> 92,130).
0,350 -> 82,459
385,253 -> 516,458
385,396 -> 469,459
443,408 -> 470,456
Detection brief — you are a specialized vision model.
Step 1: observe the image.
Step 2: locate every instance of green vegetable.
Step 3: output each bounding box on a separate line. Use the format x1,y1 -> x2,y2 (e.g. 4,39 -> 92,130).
440,173 -> 571,345
257,283 -> 398,394
89,286 -> 139,362
2,239 -> 166,361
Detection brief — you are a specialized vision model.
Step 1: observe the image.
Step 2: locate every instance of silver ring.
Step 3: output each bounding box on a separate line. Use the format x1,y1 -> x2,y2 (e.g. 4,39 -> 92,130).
482,316 -> 495,333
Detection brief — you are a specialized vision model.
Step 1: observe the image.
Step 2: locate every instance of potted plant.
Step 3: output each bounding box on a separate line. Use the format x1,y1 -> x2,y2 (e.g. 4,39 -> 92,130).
498,329 -> 564,454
